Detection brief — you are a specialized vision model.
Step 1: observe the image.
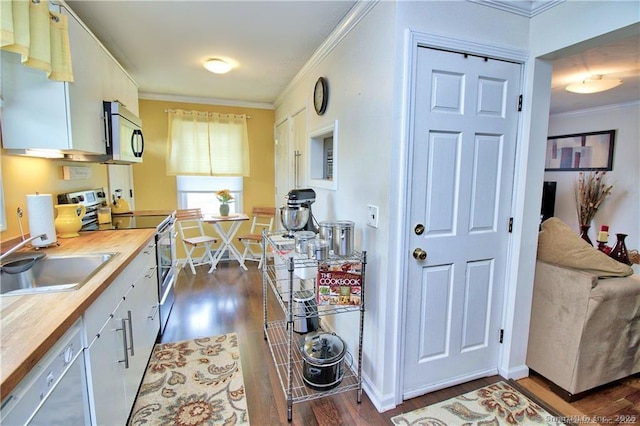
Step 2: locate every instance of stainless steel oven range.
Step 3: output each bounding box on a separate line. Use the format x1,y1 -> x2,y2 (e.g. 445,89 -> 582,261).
57,188 -> 176,335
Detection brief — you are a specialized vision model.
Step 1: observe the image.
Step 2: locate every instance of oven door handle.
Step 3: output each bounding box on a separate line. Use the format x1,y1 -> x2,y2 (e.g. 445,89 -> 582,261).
159,271 -> 176,306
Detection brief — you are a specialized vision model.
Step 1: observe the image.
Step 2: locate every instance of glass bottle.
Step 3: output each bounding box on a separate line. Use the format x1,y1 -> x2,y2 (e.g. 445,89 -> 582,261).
609,233 -> 631,265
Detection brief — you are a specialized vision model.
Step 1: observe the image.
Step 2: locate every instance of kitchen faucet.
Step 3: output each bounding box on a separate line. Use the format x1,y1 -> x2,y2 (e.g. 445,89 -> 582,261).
0,234 -> 47,263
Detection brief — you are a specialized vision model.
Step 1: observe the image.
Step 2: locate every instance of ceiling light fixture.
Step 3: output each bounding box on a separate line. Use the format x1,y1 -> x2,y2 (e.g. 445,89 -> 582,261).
204,58 -> 232,74
566,75 -> 623,94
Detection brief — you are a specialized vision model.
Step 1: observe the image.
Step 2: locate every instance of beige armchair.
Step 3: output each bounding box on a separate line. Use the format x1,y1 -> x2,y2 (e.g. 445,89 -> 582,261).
527,260 -> 640,399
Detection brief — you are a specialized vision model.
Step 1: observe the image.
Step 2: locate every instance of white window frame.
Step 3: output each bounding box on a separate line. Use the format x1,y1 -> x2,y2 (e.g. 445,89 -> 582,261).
176,176 -> 243,217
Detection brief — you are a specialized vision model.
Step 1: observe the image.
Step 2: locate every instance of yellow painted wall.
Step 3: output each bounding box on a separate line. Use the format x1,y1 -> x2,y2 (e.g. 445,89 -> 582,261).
0,156 -> 107,241
135,99 -> 276,254
0,100 -> 275,253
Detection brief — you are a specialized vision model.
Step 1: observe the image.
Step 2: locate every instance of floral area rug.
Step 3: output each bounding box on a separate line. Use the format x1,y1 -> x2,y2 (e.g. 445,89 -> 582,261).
391,381 -> 566,425
129,333 -> 249,425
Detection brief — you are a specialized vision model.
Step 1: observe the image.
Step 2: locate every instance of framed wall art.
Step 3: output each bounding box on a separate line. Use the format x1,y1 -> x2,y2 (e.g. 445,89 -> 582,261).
545,130 -> 615,171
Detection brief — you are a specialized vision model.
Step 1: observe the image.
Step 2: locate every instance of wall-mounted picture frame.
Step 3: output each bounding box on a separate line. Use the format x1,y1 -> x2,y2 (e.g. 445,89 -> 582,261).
545,130 -> 615,171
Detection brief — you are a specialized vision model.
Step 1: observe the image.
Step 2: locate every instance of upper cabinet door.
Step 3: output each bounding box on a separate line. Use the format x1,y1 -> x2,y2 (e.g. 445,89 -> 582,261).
102,50 -> 139,116
0,3 -> 138,154
62,4 -> 106,154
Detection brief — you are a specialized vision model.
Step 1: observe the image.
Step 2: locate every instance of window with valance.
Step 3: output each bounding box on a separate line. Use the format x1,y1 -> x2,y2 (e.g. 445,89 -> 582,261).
166,109 -> 250,177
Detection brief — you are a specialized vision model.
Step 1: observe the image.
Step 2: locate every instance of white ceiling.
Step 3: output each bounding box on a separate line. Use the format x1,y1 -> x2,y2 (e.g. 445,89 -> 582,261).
66,0 -> 357,107
549,31 -> 640,115
66,0 -> 640,113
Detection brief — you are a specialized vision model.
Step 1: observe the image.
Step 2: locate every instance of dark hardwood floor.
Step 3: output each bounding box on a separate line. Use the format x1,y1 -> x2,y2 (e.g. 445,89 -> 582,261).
160,262 -> 636,425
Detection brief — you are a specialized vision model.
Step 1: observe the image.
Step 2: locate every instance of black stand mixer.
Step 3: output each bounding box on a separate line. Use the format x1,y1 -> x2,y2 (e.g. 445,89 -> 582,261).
280,188 -> 319,237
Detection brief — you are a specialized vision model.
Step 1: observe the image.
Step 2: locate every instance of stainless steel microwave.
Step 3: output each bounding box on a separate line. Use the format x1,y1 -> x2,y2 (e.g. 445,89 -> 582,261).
103,101 -> 144,163
63,101 -> 144,164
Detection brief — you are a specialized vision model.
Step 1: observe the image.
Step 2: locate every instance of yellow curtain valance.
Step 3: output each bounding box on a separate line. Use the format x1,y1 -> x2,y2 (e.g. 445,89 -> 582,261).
166,109 -> 251,177
1,0 -> 74,82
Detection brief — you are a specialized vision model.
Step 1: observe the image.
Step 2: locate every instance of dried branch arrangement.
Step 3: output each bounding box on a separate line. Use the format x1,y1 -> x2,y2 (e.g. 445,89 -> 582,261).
574,171 -> 613,225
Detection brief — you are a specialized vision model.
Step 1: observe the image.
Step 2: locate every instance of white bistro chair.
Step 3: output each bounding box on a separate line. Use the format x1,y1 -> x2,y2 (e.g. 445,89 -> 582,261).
237,207 -> 276,269
176,208 -> 217,274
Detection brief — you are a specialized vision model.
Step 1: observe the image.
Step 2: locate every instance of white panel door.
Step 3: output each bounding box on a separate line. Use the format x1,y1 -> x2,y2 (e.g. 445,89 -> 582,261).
292,109 -> 307,188
275,119 -> 292,217
403,47 -> 521,398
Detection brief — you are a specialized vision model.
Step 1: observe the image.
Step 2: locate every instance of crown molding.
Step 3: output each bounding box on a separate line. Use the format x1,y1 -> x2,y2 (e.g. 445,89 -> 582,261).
468,0 -> 564,17
273,0 -> 379,108
139,92 -> 274,110
550,100 -> 640,118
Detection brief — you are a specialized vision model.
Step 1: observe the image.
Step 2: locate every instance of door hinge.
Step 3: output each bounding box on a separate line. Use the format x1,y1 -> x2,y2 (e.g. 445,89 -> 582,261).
508,217 -> 513,233
499,329 -> 504,344
517,95 -> 523,112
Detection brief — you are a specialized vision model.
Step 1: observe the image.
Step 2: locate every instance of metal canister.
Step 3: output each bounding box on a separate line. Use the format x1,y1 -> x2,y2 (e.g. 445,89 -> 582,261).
332,221 -> 354,256
307,239 -> 330,260
294,231 -> 316,254
318,221 -> 336,254
292,289 -> 319,334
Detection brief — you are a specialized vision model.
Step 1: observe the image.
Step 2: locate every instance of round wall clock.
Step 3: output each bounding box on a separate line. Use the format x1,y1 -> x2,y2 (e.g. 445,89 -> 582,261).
313,77 -> 328,115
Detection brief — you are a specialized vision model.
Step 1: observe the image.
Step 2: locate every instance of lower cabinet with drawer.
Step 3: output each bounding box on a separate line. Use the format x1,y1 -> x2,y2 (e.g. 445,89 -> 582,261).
83,240 -> 159,425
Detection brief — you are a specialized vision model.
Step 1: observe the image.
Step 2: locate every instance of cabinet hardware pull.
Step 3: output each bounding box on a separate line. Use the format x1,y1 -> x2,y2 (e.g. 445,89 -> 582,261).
117,319 -> 129,368
127,310 -> 135,356
148,305 -> 159,320
144,266 -> 157,278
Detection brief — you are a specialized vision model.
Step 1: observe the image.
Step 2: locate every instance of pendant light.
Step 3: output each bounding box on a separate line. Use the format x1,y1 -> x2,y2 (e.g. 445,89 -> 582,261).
566,75 -> 622,94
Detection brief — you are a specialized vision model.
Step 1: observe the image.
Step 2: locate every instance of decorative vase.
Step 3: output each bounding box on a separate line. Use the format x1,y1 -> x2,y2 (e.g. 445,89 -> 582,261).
219,203 -> 230,217
609,233 -> 631,265
579,224 -> 592,246
54,204 -> 86,238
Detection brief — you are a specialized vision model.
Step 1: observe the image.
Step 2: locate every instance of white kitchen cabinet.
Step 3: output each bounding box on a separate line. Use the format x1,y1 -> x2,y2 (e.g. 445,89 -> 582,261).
0,4 -> 104,154
0,3 -> 139,154
101,48 -> 139,116
84,240 -> 159,426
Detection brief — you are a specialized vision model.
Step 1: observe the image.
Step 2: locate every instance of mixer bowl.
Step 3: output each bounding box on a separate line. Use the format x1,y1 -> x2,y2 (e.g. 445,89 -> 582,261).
280,206 -> 310,231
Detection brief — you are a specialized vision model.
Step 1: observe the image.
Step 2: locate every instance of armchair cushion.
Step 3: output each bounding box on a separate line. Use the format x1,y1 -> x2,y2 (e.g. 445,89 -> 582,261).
537,218 -> 633,278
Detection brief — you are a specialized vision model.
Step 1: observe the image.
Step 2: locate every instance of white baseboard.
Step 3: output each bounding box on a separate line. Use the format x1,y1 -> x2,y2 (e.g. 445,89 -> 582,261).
362,372 -> 397,413
499,364 -> 529,380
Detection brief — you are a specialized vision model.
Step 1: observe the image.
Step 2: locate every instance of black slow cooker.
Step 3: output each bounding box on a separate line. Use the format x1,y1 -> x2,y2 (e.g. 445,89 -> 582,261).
299,332 -> 348,391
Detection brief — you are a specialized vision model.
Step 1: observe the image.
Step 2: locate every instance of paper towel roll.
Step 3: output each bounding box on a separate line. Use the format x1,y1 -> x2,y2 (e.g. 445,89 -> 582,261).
27,194 -> 57,247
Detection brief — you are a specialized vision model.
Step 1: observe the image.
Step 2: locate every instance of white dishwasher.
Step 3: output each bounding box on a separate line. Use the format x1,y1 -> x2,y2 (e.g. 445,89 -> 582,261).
1,319 -> 91,425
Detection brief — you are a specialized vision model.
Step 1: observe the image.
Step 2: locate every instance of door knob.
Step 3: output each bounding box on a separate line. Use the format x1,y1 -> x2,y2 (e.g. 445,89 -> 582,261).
412,248 -> 427,260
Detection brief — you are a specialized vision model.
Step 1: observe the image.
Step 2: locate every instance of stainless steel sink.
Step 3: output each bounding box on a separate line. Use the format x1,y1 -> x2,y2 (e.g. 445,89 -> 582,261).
0,253 -> 118,296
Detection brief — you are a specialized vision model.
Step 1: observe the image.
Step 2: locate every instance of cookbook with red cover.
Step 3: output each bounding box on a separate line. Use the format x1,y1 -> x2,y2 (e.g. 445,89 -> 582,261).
317,262 -> 362,306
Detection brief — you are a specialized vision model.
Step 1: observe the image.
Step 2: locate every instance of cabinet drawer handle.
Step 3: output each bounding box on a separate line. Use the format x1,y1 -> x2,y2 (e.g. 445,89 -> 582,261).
117,319 -> 129,369
127,310 -> 135,356
148,305 -> 159,320
145,266 -> 157,278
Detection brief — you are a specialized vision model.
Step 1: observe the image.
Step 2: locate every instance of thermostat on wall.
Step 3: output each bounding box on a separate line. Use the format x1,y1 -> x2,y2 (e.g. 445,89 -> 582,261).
62,166 -> 92,180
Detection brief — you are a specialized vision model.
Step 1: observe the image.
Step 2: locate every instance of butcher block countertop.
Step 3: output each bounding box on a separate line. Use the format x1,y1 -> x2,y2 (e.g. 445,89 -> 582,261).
0,229 -> 156,400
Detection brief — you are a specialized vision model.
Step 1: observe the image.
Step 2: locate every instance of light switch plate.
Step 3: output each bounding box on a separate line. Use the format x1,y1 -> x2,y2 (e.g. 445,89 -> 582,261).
367,204 -> 379,228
